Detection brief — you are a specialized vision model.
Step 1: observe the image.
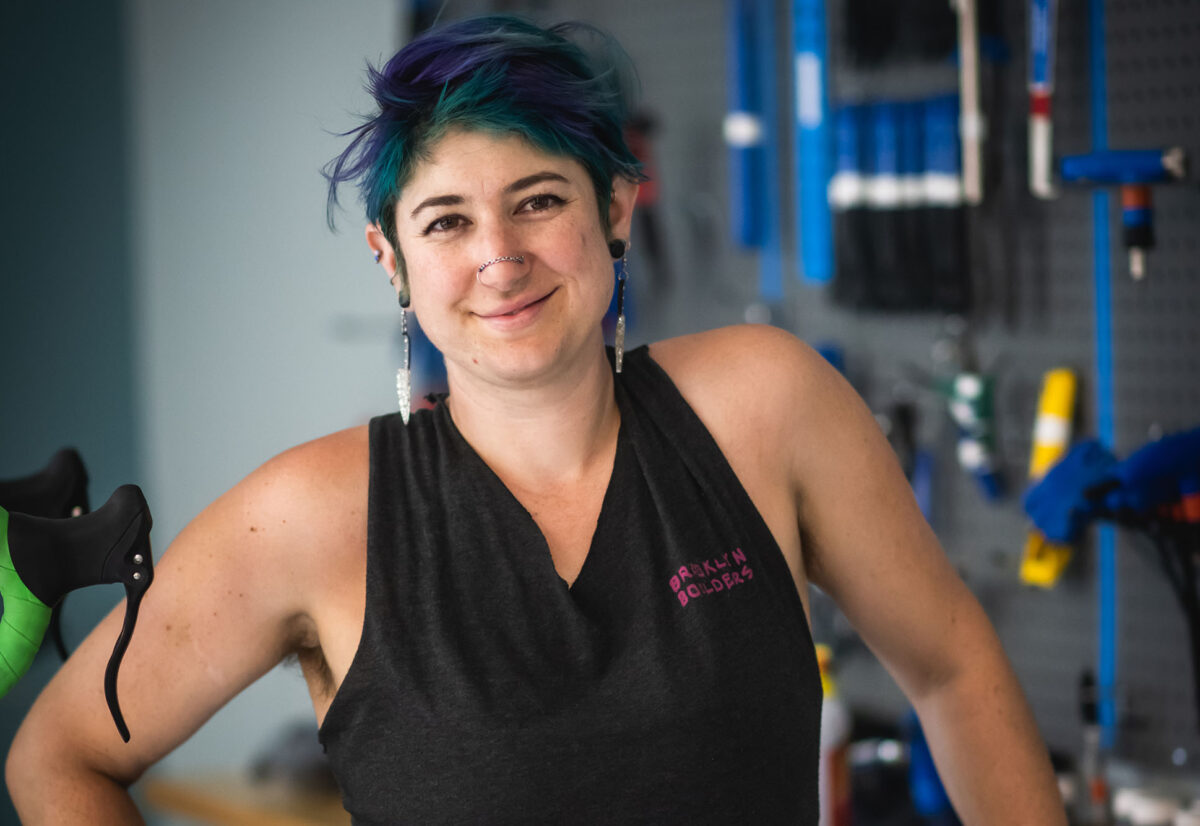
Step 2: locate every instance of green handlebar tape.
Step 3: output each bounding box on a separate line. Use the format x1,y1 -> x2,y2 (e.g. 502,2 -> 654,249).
0,507 -> 52,698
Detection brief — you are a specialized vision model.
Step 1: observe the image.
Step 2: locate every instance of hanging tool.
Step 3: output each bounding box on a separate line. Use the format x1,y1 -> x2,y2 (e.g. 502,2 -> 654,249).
897,100 -> 927,306
726,0 -> 784,301
942,371 -> 1004,501
754,0 -> 785,301
1019,368 -> 1078,587
918,320 -> 1000,500
923,94 -> 971,312
951,0 -> 984,205
1059,147 -> 1189,279
830,103 -> 870,307
792,0 -> 833,284
865,102 -> 904,308
1028,0 -> 1058,199
725,0 -> 767,250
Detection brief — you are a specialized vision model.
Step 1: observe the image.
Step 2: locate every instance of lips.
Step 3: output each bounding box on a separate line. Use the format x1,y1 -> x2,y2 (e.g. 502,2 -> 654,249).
476,288 -> 557,319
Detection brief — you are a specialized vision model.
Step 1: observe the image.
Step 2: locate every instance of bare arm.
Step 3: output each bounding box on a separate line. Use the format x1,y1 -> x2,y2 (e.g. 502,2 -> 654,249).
6,427 -> 366,823
657,326 -> 1064,825
776,331 -> 1064,825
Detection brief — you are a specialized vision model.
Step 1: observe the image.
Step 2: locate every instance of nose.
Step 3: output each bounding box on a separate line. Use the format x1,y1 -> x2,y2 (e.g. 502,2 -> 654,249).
476,255 -> 529,292
473,222 -> 529,292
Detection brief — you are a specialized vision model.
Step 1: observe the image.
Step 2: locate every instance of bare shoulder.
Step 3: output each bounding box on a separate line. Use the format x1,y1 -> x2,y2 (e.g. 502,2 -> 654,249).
143,421 -> 371,663
648,324 -> 839,440
650,325 -> 898,504
202,424 -> 369,565
242,425 -> 370,533
221,425 -> 371,605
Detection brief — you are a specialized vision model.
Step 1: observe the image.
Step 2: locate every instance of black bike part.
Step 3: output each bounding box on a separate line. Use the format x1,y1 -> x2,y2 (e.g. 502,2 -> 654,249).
0,448 -> 90,518
0,448 -> 92,663
7,485 -> 153,741
49,606 -> 68,661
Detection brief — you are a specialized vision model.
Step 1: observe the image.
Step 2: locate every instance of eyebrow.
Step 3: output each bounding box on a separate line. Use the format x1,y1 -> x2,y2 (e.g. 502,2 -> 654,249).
504,171 -> 569,194
408,171 -> 570,219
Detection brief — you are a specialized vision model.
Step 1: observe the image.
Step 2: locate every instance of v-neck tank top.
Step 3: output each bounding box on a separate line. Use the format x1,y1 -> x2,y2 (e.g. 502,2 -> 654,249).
318,346 -> 821,824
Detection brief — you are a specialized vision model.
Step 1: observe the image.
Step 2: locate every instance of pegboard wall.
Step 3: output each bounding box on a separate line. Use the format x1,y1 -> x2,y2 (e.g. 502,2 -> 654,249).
444,0 -> 1200,779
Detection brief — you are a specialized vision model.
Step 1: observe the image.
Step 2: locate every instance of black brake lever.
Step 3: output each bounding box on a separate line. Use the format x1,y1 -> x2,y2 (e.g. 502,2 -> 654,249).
99,488 -> 153,742
7,484 -> 153,741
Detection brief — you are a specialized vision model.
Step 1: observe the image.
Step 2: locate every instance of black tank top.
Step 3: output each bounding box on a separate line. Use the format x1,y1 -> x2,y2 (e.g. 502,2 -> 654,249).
318,346 -> 821,824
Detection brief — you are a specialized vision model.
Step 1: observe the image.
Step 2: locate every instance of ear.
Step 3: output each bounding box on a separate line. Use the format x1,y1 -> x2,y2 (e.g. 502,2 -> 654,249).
607,176 -> 639,244
365,223 -> 398,278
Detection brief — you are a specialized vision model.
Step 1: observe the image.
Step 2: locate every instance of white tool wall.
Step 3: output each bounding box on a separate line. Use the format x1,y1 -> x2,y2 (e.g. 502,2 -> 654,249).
455,0 -> 1200,776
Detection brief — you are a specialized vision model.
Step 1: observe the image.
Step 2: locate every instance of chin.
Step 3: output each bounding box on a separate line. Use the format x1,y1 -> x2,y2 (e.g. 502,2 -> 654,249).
469,330 -> 600,386
484,340 -> 566,382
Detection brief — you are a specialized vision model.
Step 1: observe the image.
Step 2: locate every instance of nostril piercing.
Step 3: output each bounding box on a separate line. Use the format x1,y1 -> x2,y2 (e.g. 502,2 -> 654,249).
477,255 -> 525,274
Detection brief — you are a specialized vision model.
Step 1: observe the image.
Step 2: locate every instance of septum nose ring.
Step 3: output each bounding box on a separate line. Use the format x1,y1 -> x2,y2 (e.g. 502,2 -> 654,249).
477,255 -> 525,276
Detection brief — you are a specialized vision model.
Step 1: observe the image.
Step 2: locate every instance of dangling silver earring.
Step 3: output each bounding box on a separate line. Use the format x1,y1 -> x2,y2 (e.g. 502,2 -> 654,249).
608,239 -> 630,373
394,273 -> 412,425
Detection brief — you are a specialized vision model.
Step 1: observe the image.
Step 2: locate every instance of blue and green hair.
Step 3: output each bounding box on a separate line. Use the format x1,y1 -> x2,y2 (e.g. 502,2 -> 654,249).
324,15 -> 646,262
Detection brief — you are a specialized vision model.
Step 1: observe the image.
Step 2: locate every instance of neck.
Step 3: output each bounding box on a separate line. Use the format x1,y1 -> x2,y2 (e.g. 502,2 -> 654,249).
444,342 -> 619,489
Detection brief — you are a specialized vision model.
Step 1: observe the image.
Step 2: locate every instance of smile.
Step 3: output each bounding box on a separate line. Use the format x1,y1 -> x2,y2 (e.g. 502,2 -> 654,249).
476,288 -> 557,320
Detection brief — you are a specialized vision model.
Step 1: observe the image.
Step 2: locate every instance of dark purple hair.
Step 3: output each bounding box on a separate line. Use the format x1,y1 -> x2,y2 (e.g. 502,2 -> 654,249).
324,15 -> 645,255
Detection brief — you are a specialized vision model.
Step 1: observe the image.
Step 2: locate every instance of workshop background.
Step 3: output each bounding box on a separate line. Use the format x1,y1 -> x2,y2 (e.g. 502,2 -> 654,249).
2,0 -> 1197,823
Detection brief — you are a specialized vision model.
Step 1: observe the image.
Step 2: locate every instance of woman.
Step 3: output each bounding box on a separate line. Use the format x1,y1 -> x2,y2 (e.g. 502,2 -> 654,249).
8,15 -> 1066,824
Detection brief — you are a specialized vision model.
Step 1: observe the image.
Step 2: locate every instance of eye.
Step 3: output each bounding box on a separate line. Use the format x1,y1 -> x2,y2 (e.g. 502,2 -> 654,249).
422,214 -> 467,236
520,193 -> 567,213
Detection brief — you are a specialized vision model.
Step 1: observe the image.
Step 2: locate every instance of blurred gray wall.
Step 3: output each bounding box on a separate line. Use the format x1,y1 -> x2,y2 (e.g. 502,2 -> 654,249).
2,0 -> 400,819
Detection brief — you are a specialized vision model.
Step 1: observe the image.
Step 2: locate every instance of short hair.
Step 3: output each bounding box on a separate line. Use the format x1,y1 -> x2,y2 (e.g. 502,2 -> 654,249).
324,14 -> 645,254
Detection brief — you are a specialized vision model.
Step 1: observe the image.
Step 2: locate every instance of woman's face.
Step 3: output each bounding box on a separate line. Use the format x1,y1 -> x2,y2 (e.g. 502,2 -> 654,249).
371,128 -> 637,388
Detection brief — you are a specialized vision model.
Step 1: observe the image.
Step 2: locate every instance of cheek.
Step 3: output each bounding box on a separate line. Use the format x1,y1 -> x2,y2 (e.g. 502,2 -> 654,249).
405,251 -> 466,305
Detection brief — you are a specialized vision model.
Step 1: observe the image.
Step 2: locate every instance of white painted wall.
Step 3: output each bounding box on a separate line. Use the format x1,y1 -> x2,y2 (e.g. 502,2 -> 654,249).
126,0 -> 400,777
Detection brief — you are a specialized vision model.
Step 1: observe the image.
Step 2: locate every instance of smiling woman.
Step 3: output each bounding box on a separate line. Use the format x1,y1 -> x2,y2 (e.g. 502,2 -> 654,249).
7,14 -> 1067,826
368,128 -> 637,390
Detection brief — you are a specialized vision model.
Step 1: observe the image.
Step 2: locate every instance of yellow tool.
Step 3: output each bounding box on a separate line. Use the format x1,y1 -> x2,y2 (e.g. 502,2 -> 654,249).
1020,369 -> 1078,587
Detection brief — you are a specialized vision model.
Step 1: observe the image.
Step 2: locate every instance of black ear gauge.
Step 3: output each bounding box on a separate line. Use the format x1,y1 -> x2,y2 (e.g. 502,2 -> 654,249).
608,239 -> 628,260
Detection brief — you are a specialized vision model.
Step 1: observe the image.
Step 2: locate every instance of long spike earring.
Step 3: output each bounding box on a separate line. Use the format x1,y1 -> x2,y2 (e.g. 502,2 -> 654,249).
394,272 -> 412,425
609,239 -> 630,373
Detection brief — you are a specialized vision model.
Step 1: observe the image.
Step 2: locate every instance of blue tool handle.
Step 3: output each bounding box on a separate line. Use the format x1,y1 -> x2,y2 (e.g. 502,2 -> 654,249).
832,105 -> 860,175
1029,0 -> 1057,90
753,0 -> 784,301
921,95 -> 962,208
793,0 -> 832,283
1060,150 -> 1181,184
923,95 -> 960,177
726,0 -> 766,248
868,102 -> 900,192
